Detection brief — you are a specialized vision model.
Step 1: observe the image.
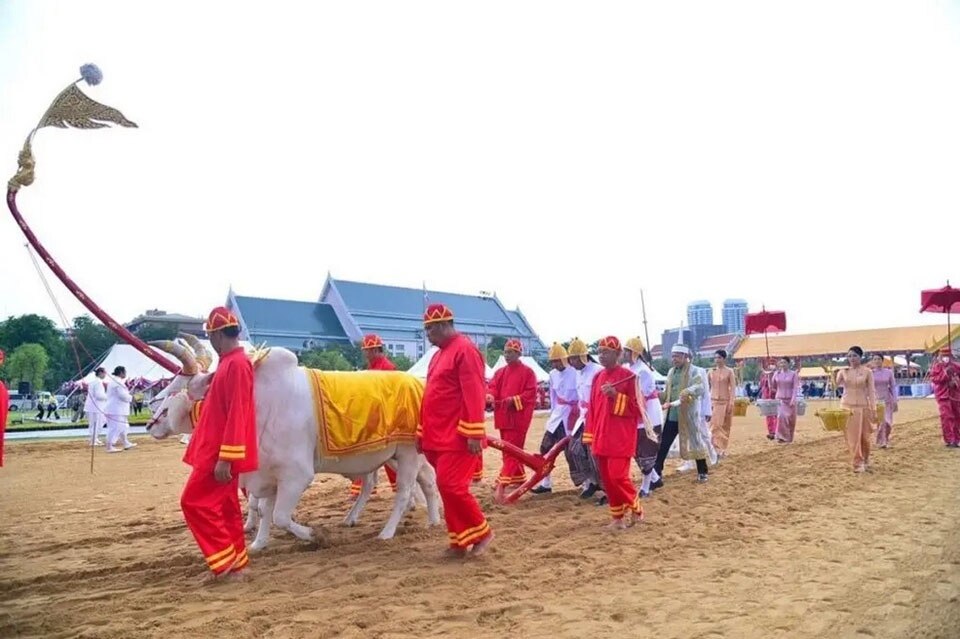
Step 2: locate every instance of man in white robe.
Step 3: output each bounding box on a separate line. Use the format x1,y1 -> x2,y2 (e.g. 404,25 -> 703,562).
532,343 -> 584,494
566,338 -> 604,500
105,366 -> 136,453
623,337 -> 662,496
83,367 -> 108,447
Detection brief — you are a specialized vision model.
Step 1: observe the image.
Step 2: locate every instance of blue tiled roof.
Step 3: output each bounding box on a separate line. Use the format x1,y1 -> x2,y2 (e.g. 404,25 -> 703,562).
246,334 -> 344,350
506,311 -> 534,338
233,296 -> 349,341
333,280 -> 518,332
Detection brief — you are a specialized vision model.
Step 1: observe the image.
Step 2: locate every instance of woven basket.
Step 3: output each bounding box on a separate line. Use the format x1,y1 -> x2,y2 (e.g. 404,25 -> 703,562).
816,408 -> 851,432
876,402 -> 885,424
756,398 -> 779,417
733,398 -> 749,417
796,399 -> 807,416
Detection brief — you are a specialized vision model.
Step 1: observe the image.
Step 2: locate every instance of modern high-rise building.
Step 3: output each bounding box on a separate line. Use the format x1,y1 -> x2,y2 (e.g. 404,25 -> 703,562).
722,299 -> 749,334
686,300 -> 713,327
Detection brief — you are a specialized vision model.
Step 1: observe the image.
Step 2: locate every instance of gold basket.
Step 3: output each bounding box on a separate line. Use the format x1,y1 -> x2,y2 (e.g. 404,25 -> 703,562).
733,398 -> 749,417
876,401 -> 885,424
815,408 -> 851,432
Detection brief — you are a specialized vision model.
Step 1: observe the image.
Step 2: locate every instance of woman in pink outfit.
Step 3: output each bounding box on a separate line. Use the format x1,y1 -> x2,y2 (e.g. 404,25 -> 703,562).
837,346 -> 877,472
869,353 -> 898,448
772,357 -> 800,443
759,360 -> 778,440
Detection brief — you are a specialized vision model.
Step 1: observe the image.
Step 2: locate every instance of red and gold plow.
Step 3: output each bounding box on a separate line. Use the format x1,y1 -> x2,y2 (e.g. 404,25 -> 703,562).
486,434 -> 571,505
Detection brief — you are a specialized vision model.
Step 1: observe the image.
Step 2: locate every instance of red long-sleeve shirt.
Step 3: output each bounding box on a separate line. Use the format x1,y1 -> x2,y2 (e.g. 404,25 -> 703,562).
419,334 -> 487,452
367,355 -> 397,371
183,347 -> 258,473
0,384 -> 7,467
930,360 -> 960,402
488,361 -> 537,432
584,366 -> 640,457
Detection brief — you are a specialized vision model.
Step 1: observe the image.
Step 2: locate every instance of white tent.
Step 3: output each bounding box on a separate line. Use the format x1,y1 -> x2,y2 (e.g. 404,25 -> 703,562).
80,344 -> 180,385
80,340 -> 253,385
490,355 -> 551,384
406,346 -> 495,380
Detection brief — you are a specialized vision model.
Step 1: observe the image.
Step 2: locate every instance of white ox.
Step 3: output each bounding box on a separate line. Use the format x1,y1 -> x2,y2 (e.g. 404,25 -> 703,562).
146,337 -> 441,551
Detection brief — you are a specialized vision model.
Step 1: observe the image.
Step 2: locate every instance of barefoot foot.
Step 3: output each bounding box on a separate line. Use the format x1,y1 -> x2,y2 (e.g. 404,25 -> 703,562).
470,532 -> 495,557
443,547 -> 468,560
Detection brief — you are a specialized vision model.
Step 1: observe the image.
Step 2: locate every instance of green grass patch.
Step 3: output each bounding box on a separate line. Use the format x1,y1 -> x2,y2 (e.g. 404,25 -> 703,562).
6,409 -> 154,431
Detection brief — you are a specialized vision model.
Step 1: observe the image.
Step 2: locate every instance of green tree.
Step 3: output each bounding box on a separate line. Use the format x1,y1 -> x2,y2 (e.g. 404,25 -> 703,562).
487,336 -> 508,351
389,354 -> 414,371
0,314 -> 69,389
0,314 -> 60,351
651,358 -> 670,375
7,343 -> 49,391
486,348 -> 503,368
69,315 -> 119,371
133,322 -> 178,341
299,349 -> 354,371
740,360 -> 760,382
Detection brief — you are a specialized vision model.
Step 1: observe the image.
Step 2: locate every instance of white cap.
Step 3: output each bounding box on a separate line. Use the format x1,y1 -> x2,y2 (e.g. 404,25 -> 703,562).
671,344 -> 691,356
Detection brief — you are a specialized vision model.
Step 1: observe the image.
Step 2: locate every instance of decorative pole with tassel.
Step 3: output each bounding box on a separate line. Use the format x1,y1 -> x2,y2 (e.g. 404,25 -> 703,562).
6,64 -> 181,377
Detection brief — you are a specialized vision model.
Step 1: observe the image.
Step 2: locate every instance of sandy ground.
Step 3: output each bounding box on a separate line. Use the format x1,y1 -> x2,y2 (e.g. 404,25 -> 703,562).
1,399 -> 958,639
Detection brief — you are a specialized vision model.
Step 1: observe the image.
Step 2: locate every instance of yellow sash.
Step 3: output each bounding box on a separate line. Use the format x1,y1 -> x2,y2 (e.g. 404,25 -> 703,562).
306,369 -> 424,459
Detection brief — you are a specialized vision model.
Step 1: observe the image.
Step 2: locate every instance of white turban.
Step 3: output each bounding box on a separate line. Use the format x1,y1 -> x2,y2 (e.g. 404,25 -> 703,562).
671,344 -> 691,356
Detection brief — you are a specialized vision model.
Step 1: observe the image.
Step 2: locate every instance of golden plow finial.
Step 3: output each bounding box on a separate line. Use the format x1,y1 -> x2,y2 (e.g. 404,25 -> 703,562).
8,64 -> 137,191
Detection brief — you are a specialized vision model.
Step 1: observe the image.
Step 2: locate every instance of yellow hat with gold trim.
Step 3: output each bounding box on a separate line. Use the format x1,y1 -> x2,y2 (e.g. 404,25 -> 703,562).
548,342 -> 568,361
567,337 -> 589,364
625,336 -> 645,354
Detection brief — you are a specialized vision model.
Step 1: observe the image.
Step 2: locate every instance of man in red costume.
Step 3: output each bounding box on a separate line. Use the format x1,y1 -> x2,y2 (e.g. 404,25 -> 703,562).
0,349 -> 7,467
930,346 -> 960,447
418,303 -> 494,557
586,337 -> 643,530
180,306 -> 258,581
349,334 -> 399,497
486,339 -> 537,493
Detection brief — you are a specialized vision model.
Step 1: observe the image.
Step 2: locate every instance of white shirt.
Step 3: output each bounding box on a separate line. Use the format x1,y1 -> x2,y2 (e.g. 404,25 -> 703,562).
105,378 -> 132,417
572,362 -> 602,433
697,367 -> 712,419
576,362 -> 603,407
629,360 -> 663,428
84,378 -> 107,413
546,367 -> 578,434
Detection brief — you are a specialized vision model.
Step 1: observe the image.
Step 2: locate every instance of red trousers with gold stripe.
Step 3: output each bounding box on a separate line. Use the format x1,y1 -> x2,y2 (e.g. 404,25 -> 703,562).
495,427 -> 528,487
181,467 -> 249,574
349,465 -> 398,496
424,449 -> 492,549
596,456 -> 642,521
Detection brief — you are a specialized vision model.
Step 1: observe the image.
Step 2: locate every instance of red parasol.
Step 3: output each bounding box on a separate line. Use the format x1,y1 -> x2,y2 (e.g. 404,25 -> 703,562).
920,281 -> 960,352
744,307 -> 787,360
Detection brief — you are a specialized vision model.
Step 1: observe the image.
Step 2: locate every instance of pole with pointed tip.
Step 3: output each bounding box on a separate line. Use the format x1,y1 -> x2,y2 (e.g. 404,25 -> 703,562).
641,289 -> 652,363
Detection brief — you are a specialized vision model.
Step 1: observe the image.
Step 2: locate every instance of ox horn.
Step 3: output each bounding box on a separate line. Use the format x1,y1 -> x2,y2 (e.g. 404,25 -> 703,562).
149,340 -> 198,376
178,332 -> 213,372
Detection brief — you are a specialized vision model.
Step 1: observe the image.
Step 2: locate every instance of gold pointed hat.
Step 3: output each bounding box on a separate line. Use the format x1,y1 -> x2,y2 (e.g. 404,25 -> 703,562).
548,342 -> 568,361
567,337 -> 589,364
625,336 -> 645,354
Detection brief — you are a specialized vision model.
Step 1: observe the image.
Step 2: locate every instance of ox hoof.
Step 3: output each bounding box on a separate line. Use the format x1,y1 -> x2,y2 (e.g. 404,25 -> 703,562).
310,526 -> 332,548
341,518 -> 358,528
248,541 -> 267,553
376,531 -> 396,541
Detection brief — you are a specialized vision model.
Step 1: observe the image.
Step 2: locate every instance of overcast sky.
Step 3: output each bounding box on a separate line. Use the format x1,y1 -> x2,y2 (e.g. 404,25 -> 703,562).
2,1 -> 958,347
